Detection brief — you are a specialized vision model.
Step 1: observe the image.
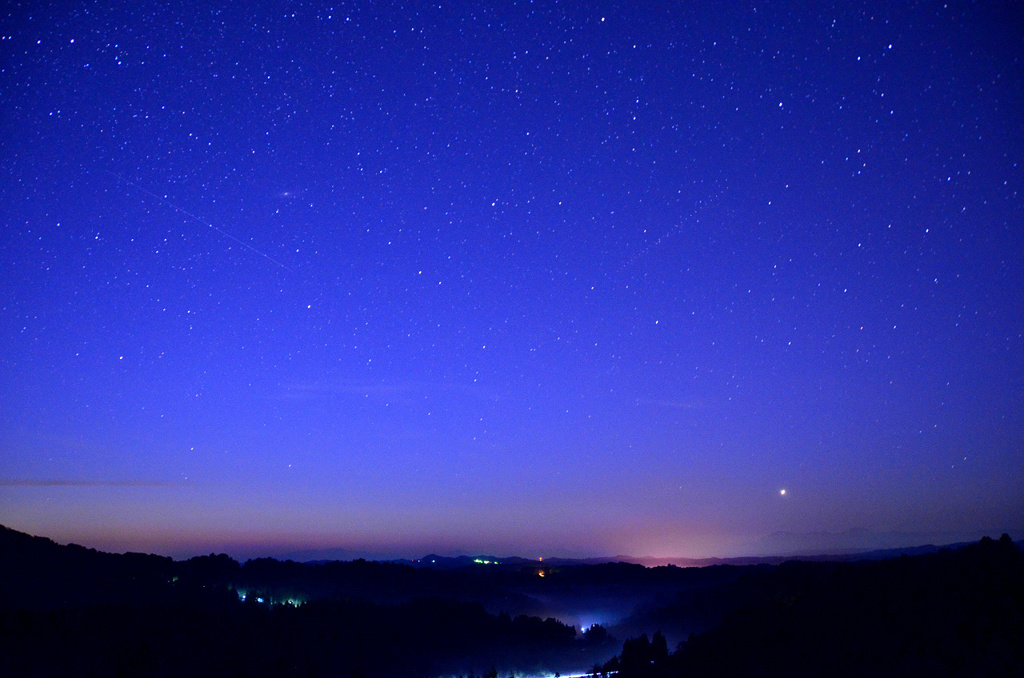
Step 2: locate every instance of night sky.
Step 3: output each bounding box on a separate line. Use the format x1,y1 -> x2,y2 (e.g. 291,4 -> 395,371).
2,1 -> 1022,560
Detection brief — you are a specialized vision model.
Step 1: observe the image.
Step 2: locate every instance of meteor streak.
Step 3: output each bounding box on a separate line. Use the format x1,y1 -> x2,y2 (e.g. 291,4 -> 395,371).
106,170 -> 293,271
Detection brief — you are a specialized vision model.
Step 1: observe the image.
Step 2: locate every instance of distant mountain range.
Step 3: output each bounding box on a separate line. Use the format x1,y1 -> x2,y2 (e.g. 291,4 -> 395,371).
284,537 -> 1013,570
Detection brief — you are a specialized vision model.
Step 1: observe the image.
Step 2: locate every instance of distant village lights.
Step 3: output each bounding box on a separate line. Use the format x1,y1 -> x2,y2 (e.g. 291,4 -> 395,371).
235,589 -> 304,607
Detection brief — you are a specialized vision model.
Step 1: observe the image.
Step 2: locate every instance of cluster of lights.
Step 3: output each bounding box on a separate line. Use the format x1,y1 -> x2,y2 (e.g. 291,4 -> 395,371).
235,590 -> 303,607
472,558 -> 499,565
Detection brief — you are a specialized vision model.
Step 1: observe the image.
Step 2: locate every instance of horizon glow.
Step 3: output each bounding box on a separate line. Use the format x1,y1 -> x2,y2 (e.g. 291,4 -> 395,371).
1,1 -> 1022,560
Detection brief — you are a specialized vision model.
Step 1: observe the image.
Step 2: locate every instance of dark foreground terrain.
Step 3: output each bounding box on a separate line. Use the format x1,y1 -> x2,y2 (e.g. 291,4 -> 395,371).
1,525 -> 1021,677
599,534 -> 1023,678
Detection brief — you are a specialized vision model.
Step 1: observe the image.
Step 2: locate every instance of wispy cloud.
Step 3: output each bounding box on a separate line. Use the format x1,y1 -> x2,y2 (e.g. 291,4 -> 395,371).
0,479 -> 180,487
277,380 -> 424,398
636,398 -> 706,410
272,379 -> 500,402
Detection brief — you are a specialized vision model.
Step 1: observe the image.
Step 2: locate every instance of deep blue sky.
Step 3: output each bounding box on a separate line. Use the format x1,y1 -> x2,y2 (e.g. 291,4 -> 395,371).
2,1 -> 1022,559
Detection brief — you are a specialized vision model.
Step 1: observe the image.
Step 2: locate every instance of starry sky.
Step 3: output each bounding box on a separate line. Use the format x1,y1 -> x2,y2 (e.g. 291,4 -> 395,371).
2,1 -> 1022,560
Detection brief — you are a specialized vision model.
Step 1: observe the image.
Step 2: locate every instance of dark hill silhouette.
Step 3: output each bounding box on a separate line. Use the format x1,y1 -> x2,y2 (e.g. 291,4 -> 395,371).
5,525 -> 1021,676
0,524 -> 178,609
602,534 -> 1024,678
0,524 -> 613,677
